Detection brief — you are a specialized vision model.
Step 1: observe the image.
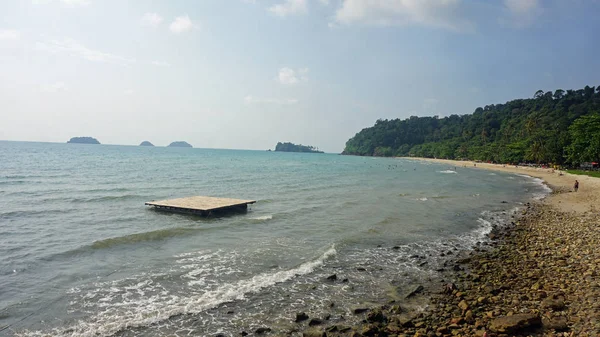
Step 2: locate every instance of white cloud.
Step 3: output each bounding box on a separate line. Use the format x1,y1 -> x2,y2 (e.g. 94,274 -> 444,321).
333,0 -> 473,32
504,0 -> 538,15
501,0 -> 540,27
35,38 -> 136,65
42,82 -> 67,93
244,95 -> 298,105
124,89 -> 134,95
277,67 -> 308,85
169,15 -> 195,34
142,13 -> 163,27
242,0 -> 257,3
150,60 -> 171,67
318,0 -> 329,5
268,0 -> 308,17
0,29 -> 20,40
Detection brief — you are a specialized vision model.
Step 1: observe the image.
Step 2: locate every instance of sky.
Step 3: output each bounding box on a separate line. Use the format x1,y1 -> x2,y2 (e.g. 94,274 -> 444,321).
1,0 -> 599,153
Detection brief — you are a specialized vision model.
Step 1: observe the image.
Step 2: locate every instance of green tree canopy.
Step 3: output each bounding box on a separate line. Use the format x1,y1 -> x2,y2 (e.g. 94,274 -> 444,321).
342,86 -> 600,166
566,114 -> 600,165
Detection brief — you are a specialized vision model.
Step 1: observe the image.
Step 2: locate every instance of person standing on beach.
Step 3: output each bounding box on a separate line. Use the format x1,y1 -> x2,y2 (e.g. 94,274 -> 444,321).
574,180 -> 579,192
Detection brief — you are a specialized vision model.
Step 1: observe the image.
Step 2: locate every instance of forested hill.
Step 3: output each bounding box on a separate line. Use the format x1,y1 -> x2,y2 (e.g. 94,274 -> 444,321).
342,86 -> 600,166
275,142 -> 324,153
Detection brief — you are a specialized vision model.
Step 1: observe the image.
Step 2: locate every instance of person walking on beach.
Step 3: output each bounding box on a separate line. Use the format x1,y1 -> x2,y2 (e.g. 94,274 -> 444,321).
574,180 -> 579,192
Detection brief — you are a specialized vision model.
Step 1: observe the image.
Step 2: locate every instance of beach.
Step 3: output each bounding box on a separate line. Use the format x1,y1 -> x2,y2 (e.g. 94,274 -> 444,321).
405,158 -> 599,214
309,158 -> 599,337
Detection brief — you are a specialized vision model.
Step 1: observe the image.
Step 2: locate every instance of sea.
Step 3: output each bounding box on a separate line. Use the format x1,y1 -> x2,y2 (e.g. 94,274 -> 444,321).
0,141 -> 551,337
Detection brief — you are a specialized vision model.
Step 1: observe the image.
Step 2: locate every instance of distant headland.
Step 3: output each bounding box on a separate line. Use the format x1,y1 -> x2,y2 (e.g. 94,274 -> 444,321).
168,141 -> 193,148
139,141 -> 154,146
274,142 -> 323,153
67,137 -> 100,144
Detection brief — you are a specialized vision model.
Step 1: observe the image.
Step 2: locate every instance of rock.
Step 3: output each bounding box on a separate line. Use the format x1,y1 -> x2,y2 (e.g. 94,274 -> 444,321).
308,318 -> 323,326
406,285 -> 425,298
444,283 -> 457,294
295,312 -> 309,322
543,316 -> 569,331
240,332 -> 248,336
489,313 -> 541,333
366,309 -> 386,323
353,308 -> 369,314
303,329 -> 326,337
361,324 -> 379,336
389,305 -> 403,314
464,310 -> 474,323
326,274 -> 337,281
356,267 -> 367,272
226,310 -> 234,314
541,297 -> 566,311
342,278 -> 349,283
255,327 -> 271,334
436,326 -> 449,334
458,300 -> 469,311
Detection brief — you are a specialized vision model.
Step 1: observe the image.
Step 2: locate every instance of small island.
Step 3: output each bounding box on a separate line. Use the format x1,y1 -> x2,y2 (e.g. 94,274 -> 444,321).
274,142 -> 323,153
168,141 -> 193,148
67,137 -> 100,144
139,141 -> 155,147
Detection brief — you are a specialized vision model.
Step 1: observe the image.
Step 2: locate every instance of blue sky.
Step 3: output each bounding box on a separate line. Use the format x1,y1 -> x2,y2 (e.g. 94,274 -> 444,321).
0,0 -> 599,152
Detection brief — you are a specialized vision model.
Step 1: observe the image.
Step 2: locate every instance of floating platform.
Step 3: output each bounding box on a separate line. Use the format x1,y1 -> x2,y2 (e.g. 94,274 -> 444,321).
145,196 -> 256,216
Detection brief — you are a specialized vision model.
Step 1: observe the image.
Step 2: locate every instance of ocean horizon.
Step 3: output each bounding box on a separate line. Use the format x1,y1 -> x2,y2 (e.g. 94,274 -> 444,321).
0,141 -> 550,337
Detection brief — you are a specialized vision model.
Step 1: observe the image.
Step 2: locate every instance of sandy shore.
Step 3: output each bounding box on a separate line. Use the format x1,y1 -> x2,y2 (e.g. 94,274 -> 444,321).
403,157 -> 599,214
297,158 -> 600,337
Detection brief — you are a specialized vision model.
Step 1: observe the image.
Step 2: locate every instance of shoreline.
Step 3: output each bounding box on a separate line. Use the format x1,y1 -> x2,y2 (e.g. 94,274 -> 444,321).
298,158 -> 600,336
401,157 -> 599,214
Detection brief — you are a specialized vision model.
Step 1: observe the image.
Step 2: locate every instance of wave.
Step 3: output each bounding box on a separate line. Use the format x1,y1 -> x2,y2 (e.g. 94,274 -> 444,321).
530,178 -> 552,200
17,246 -> 337,337
68,194 -> 146,203
90,227 -> 200,249
438,170 -> 457,174
515,174 -> 552,200
416,197 -> 428,201
430,195 -> 451,199
0,208 -> 72,219
0,180 -> 27,186
250,215 -> 273,221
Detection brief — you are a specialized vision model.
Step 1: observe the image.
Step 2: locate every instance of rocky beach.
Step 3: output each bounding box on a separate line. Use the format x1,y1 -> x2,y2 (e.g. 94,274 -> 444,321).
294,159 -> 600,337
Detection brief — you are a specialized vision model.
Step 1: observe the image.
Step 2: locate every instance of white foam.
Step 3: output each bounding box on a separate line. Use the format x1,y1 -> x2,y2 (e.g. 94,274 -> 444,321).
18,246 -> 337,337
250,215 -> 273,220
438,170 -> 457,174
417,197 -> 428,201
516,175 -> 552,200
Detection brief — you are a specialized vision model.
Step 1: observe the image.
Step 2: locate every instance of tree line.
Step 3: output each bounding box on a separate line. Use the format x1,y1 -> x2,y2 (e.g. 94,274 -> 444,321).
275,142 -> 324,153
342,86 -> 600,166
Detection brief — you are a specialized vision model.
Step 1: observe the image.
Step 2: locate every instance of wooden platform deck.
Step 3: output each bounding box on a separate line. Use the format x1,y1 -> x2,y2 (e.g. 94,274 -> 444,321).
145,196 -> 256,216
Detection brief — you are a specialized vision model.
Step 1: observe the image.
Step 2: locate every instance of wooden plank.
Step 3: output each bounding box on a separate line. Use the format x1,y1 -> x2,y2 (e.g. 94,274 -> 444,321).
145,196 -> 256,212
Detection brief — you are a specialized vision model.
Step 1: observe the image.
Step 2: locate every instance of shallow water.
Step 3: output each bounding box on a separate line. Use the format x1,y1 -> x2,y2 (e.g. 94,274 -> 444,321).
0,141 -> 549,336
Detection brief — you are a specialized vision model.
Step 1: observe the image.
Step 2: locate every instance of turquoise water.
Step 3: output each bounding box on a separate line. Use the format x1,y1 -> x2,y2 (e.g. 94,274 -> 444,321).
0,141 -> 548,336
